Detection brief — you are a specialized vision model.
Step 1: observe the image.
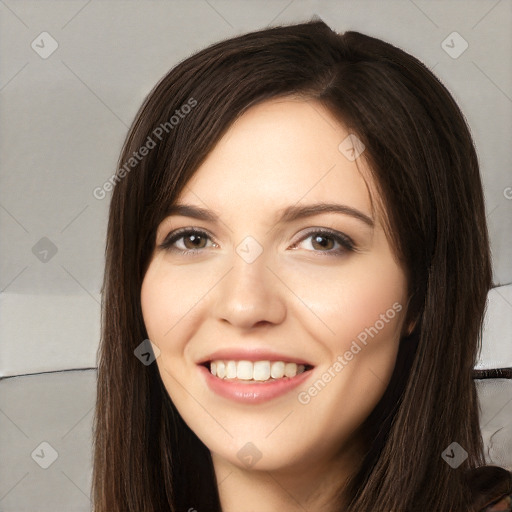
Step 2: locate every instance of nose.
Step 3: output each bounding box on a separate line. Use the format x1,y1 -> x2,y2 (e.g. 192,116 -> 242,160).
211,250 -> 287,330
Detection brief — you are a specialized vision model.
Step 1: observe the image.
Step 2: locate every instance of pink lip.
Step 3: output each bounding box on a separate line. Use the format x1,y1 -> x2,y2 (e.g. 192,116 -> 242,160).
197,348 -> 313,366
198,364 -> 314,404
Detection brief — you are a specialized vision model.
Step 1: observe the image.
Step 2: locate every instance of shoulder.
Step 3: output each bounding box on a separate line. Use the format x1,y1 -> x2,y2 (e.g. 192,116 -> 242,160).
481,493 -> 512,512
464,466 -> 512,512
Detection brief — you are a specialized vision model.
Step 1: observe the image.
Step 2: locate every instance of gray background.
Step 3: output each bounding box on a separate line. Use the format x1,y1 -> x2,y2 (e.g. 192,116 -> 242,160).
0,1 -> 511,510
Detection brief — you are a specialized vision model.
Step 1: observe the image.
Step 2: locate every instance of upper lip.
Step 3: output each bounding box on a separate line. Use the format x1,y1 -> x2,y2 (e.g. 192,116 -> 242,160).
197,348 -> 315,367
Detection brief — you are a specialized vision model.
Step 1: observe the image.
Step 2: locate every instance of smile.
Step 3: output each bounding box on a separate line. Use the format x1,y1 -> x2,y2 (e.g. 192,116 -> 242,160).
198,360 -> 315,404
208,360 -> 311,382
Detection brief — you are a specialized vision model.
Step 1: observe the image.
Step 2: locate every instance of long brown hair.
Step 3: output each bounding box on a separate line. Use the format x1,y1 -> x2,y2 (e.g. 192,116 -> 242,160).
93,19 -> 503,511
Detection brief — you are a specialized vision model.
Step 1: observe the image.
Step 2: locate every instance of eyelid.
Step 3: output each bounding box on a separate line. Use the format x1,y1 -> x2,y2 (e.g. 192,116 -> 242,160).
158,226 -> 357,254
291,227 -> 356,253
158,226 -> 217,250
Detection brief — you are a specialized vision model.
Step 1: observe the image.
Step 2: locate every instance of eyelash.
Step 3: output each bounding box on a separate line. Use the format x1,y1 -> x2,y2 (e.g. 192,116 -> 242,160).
158,227 -> 356,257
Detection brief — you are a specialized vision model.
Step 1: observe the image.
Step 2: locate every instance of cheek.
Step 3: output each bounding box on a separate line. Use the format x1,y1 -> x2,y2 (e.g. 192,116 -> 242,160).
140,259 -> 205,343
140,266 -> 198,399
140,269 -> 167,342
339,276 -> 406,349
279,254 -> 407,351
292,282 -> 405,446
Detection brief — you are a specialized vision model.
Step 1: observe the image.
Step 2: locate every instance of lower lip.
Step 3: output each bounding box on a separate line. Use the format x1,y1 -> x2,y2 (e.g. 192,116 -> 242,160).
198,365 -> 314,404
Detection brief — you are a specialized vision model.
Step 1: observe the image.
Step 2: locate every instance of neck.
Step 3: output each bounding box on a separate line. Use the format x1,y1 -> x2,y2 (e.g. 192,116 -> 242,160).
211,434 -> 364,512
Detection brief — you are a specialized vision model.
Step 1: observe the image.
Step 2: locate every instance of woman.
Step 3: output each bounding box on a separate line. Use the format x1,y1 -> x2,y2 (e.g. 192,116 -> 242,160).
92,19 -> 512,511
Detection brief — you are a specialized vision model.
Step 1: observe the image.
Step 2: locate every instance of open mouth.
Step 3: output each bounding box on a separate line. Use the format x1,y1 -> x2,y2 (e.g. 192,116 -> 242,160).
201,360 -> 315,383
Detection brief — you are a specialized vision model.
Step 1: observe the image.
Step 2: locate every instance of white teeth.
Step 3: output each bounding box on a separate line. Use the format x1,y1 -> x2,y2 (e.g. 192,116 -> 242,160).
226,360 -> 237,379
216,361 -> 225,378
270,361 -> 285,378
284,362 -> 297,377
208,360 -> 309,382
236,361 -> 253,380
253,361 -> 271,381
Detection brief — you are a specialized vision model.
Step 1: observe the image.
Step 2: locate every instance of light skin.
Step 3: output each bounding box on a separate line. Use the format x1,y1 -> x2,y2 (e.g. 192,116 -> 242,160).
140,97 -> 410,511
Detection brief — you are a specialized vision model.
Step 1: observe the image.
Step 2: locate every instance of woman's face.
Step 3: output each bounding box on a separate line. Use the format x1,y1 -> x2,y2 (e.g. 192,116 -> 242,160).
141,97 -> 409,475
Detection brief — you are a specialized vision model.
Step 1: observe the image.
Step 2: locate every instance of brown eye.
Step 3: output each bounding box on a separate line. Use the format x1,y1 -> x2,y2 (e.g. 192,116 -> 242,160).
159,229 -> 215,253
182,232 -> 208,249
291,229 -> 355,256
310,234 -> 335,251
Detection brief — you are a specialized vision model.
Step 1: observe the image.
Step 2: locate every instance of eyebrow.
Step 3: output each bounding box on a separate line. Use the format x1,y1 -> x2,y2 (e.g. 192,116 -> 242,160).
165,202 -> 374,227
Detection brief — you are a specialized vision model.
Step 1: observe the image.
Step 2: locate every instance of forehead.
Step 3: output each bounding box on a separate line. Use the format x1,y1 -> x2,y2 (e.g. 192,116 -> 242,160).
176,97 -> 379,225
